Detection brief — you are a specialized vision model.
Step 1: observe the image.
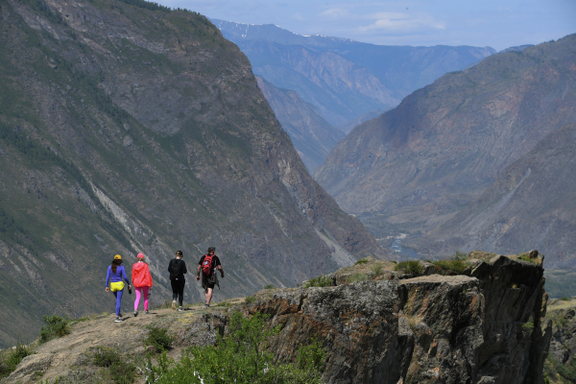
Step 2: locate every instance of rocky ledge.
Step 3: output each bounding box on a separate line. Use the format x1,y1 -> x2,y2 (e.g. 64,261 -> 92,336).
1,252 -> 551,384
249,251 -> 551,384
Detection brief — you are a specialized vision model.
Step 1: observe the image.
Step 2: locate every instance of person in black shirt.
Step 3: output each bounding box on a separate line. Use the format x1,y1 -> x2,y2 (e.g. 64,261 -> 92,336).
196,247 -> 224,307
168,250 -> 187,311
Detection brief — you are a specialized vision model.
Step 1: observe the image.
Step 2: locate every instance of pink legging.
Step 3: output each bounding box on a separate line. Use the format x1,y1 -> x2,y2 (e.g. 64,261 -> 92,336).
134,286 -> 149,311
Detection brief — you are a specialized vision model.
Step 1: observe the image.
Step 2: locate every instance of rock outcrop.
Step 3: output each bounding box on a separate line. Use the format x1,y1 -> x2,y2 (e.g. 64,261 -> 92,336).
1,252 -> 551,384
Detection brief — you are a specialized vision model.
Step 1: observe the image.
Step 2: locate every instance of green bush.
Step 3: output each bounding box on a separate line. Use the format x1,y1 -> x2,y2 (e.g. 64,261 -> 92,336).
304,275 -> 333,288
432,250 -> 469,274
93,347 -> 120,367
432,259 -> 468,274
370,264 -> 385,277
347,273 -> 368,283
144,311 -> 325,384
0,340 -> 33,378
39,315 -> 70,343
558,359 -> 576,382
144,327 -> 173,353
353,259 -> 368,266
244,295 -> 256,304
264,284 -> 275,289
92,347 -> 136,384
394,261 -> 422,276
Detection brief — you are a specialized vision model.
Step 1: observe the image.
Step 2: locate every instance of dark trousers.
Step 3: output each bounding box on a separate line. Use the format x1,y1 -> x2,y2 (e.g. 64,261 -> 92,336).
171,278 -> 185,306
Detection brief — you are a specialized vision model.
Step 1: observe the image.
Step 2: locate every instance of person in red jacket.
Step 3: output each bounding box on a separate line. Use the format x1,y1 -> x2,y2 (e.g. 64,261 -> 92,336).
132,253 -> 153,316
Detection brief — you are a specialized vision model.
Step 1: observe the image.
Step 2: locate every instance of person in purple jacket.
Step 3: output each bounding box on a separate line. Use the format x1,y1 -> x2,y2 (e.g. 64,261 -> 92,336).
105,254 -> 132,323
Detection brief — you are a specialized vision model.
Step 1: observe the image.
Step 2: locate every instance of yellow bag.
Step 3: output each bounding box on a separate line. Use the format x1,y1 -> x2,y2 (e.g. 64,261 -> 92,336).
110,281 -> 125,292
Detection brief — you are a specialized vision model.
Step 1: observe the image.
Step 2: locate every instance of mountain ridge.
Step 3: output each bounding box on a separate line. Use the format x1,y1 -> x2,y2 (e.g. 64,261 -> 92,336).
314,34 -> 576,265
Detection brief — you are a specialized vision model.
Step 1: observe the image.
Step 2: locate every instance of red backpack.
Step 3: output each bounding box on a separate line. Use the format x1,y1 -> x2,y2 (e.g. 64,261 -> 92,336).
202,254 -> 214,276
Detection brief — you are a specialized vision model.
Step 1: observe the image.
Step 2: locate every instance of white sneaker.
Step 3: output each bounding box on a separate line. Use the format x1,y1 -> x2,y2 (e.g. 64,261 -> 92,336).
134,311 -> 138,317
114,317 -> 122,323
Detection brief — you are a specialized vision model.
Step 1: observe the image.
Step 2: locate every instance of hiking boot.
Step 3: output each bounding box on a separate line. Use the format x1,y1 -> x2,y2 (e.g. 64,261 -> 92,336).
118,313 -> 122,318
145,310 -> 150,315
205,303 -> 210,307
134,310 -> 138,317
172,300 -> 177,310
177,306 -> 184,312
114,316 -> 122,323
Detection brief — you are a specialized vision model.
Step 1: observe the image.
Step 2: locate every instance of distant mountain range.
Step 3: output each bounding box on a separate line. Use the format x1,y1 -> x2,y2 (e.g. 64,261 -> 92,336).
212,19 -> 495,172
0,0 -> 387,348
315,34 -> 576,267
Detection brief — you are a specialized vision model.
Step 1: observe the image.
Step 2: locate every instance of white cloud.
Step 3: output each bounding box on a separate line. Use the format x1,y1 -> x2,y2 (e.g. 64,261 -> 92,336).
320,8 -> 351,19
291,12 -> 306,21
359,12 -> 446,32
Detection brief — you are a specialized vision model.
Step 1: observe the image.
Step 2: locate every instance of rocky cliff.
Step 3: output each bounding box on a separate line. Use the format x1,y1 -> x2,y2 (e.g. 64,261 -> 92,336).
0,0 -> 387,348
315,34 -> 576,265
1,251 -> 551,384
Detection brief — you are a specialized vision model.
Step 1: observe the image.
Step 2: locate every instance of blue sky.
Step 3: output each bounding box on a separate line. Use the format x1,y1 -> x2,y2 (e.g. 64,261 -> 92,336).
155,0 -> 575,51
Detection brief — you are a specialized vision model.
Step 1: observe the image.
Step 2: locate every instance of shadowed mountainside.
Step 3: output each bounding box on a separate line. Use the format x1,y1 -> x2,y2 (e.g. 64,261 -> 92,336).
415,123 -> 576,265
0,0 -> 387,348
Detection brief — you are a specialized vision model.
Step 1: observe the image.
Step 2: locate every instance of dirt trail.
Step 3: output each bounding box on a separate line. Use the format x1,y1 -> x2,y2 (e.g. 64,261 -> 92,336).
3,300 -> 244,384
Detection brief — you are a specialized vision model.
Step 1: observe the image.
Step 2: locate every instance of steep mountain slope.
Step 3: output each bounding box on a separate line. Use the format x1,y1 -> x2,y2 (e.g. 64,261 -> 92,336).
212,19 -> 495,127
315,35 -> 576,263
255,77 -> 344,173
417,123 -> 576,267
0,0 -> 387,348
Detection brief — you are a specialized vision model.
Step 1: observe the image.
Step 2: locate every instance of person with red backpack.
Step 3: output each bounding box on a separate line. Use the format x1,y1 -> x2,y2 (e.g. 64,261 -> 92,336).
196,247 -> 224,307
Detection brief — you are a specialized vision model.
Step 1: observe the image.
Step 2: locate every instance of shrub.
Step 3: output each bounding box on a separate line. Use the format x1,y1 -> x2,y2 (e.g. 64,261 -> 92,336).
347,273 -> 368,283
0,340 -> 33,378
144,327 -> 173,353
244,295 -> 256,304
143,311 -> 325,384
370,264 -> 385,277
39,315 -> 70,343
432,259 -> 468,274
432,250 -> 469,274
519,254 -> 537,264
304,275 -> 333,288
394,261 -> 422,276
264,284 -> 275,289
558,360 -> 576,382
92,347 -> 136,384
93,347 -> 120,367
353,259 -> 368,266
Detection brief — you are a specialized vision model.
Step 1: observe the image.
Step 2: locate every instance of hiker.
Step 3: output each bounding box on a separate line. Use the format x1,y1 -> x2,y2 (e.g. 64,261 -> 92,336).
168,250 -> 187,311
132,253 -> 153,317
105,254 -> 132,323
196,247 -> 224,307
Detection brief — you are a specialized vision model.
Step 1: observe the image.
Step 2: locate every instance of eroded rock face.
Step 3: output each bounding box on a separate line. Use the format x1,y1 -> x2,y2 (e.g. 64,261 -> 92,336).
248,254 -> 552,384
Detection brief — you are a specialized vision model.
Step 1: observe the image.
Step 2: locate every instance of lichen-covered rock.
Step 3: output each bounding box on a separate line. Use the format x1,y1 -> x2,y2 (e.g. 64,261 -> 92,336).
248,253 -> 552,384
